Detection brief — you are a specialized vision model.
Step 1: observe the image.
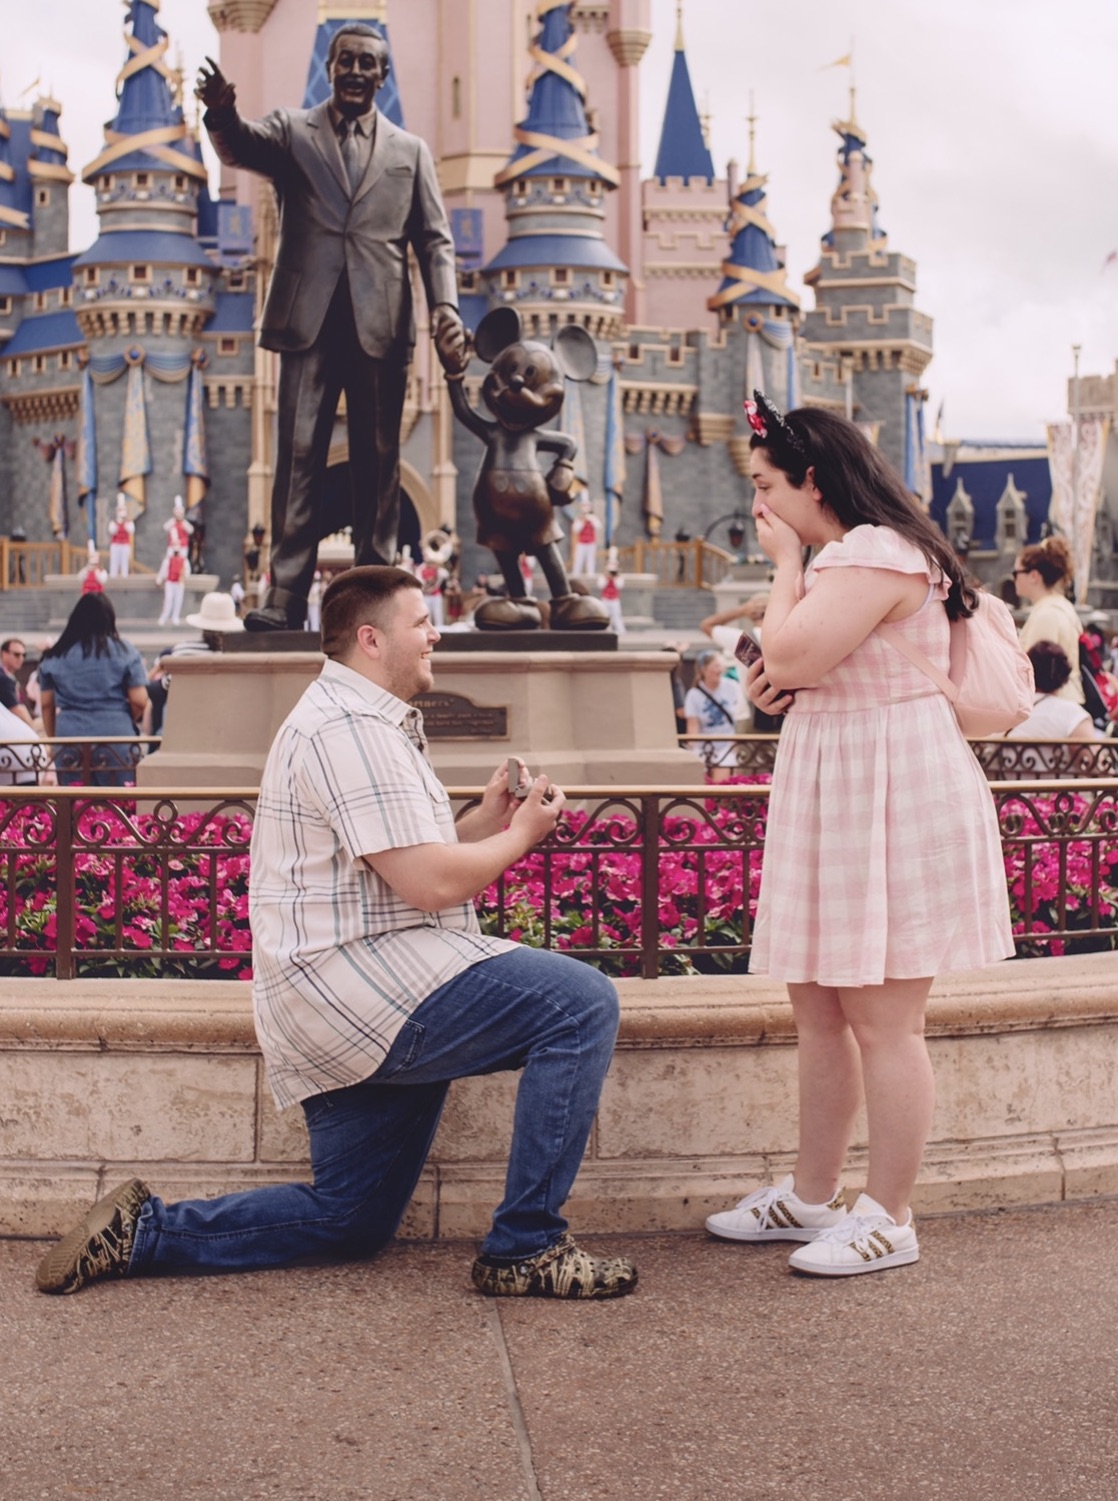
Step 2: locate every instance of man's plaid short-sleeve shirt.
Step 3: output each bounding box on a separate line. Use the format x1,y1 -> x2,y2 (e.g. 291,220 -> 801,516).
249,659 -> 516,1108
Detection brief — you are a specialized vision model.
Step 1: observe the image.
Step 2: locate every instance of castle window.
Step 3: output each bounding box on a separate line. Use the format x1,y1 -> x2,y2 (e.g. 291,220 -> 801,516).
134,173 -> 149,188
131,265 -> 151,283
227,272 -> 245,290
7,359 -> 18,377
60,287 -> 72,307
34,292 -> 48,312
552,177 -> 567,194
174,174 -> 187,190
515,180 -> 527,196
58,351 -> 72,370
33,354 -> 46,373
36,188 -> 50,207
84,268 -> 99,287
552,268 -> 569,285
602,272 -> 614,288
452,76 -> 462,119
0,296 -> 11,316
459,271 -> 477,293
219,337 -> 238,355
503,270 -> 518,290
185,268 -> 201,287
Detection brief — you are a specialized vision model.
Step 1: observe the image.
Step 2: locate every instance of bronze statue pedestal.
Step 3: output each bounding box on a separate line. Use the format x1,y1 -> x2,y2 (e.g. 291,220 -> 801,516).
136,645 -> 704,789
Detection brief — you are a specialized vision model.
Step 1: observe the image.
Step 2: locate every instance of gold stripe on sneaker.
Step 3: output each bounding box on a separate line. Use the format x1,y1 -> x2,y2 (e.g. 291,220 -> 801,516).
769,1202 -> 803,1229
870,1230 -> 895,1256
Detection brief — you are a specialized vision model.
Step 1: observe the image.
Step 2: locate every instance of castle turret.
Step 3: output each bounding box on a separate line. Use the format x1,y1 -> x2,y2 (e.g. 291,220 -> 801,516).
641,2 -> 725,331
801,92 -> 933,479
485,0 -> 627,340
72,0 -> 220,539
27,97 -> 75,258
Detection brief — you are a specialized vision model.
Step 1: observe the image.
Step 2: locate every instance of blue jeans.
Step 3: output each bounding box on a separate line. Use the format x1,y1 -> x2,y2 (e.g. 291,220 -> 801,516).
128,947 -> 619,1275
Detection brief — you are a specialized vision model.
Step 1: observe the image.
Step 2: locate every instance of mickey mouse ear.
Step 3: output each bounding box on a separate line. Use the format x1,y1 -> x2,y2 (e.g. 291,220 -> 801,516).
552,324 -> 598,382
473,306 -> 522,363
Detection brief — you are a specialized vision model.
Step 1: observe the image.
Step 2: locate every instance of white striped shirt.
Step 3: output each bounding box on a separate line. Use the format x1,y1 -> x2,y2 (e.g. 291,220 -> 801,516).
249,659 -> 516,1108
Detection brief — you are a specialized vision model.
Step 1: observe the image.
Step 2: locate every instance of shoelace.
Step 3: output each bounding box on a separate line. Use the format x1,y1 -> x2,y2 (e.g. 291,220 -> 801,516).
731,1183 -> 785,1224
814,1211 -> 889,1248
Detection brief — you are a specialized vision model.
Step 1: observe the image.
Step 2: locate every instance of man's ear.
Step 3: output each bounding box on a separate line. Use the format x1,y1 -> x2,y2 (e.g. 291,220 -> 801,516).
354,621 -> 381,658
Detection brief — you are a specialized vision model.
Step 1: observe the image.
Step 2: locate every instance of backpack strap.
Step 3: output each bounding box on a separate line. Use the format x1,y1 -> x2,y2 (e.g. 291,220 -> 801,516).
695,684 -> 737,726
876,622 -> 959,704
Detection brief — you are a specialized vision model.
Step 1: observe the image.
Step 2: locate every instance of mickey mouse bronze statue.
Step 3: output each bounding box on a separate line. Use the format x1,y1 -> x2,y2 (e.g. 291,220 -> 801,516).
447,307 -> 610,630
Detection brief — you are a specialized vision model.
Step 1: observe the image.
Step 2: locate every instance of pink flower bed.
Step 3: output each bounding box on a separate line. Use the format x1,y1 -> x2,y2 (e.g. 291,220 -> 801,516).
0,787 -> 1111,978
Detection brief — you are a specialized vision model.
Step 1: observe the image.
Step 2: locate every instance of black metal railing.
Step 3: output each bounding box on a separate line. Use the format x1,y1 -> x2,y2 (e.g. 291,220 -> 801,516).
0,736 -> 160,787
0,780 -> 1112,980
679,735 -> 1118,782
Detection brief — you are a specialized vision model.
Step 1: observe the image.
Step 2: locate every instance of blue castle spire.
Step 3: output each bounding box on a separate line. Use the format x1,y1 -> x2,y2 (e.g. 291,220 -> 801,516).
0,105 -> 28,230
495,1 -> 620,186
485,1 -> 626,337
709,112 -> 798,318
653,3 -> 714,184
82,0 -> 206,188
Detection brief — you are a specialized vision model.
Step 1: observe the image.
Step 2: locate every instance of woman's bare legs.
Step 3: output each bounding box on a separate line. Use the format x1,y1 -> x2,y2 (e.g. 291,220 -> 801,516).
838,977 -> 936,1223
787,982 -> 863,1204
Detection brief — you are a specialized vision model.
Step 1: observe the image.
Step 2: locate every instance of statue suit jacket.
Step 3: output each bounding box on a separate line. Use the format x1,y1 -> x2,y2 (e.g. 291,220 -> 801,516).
204,101 -> 458,359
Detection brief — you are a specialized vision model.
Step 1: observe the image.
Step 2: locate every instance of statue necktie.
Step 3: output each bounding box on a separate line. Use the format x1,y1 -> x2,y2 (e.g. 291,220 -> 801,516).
341,120 -> 360,194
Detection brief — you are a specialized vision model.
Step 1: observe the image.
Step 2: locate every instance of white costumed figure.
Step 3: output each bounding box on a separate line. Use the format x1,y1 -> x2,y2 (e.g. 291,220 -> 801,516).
598,546 -> 625,634
108,493 -> 135,577
571,497 -> 603,576
78,542 -> 108,596
418,531 -> 452,629
163,495 -> 194,554
305,571 -> 324,633
157,549 -> 191,625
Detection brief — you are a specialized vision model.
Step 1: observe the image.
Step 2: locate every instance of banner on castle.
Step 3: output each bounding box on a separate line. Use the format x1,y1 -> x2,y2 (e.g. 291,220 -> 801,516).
119,356 -> 151,513
183,354 -> 209,510
1046,416 -> 1110,600
76,363 -> 97,543
48,443 -> 69,540
603,364 -> 625,545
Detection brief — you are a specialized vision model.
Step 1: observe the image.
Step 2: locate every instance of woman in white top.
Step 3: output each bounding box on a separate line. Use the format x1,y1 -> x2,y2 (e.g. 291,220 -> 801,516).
1006,642 -> 1104,774
683,649 -> 743,780
1013,536 -> 1083,704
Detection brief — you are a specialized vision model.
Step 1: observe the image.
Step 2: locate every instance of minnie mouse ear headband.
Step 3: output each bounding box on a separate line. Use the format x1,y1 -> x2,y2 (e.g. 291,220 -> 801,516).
743,390 -> 807,459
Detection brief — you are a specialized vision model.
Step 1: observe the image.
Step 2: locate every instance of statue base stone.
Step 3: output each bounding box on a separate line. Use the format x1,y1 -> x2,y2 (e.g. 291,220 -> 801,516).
137,646 -> 704,789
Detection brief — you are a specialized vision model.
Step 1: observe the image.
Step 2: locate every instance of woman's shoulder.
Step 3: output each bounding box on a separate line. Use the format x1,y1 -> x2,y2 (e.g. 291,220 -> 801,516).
811,524 -> 939,579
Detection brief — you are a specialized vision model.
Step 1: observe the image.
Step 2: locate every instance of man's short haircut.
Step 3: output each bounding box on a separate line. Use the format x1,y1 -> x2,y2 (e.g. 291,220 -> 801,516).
326,22 -> 388,69
320,566 -> 422,659
0,638 -> 24,655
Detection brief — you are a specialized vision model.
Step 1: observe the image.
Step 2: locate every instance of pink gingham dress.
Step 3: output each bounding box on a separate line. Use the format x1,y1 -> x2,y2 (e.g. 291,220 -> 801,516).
750,524 -> 1015,986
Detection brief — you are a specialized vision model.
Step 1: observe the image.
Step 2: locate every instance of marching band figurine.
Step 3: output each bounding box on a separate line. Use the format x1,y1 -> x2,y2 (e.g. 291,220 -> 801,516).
305,570 -> 324,633
78,541 -> 108,595
108,493 -> 135,577
396,544 -> 416,575
418,530 -> 453,629
163,495 -> 194,553
571,496 -> 603,577
598,546 -> 625,634
157,546 -> 190,626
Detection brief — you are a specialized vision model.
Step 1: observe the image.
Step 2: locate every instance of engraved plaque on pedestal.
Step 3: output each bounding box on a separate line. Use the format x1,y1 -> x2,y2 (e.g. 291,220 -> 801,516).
413,691 -> 508,740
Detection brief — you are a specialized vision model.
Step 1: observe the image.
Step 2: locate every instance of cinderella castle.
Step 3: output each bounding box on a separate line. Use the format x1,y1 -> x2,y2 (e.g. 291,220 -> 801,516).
0,0 -> 1112,606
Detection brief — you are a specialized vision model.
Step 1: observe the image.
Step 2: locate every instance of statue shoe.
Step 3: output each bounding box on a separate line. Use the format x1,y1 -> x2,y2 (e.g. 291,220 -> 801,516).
244,605 -> 300,632
548,593 -> 612,631
474,597 -> 543,631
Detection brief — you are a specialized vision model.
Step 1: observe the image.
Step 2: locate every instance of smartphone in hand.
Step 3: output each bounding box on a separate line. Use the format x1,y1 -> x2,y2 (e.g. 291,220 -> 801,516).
507,757 -> 529,798
733,632 -> 763,670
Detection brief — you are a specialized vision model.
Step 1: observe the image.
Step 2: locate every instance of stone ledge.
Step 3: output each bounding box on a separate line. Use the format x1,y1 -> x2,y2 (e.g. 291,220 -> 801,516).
3,955 -> 1118,1238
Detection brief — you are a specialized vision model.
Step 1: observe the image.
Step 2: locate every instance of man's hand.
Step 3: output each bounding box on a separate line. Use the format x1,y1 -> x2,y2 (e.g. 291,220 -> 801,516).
195,56 -> 236,113
433,306 -> 471,378
508,775 -> 564,843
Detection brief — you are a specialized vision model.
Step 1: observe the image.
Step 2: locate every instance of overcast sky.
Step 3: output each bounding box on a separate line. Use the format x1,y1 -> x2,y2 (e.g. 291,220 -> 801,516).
7,0 -> 1116,442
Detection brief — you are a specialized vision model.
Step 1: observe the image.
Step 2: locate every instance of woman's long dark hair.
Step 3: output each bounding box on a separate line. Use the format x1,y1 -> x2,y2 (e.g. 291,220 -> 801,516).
41,593 -> 123,660
752,405 -> 977,620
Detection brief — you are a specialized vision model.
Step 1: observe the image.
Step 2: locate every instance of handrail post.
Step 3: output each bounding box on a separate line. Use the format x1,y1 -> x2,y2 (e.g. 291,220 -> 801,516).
55,796 -> 76,980
640,792 -> 662,980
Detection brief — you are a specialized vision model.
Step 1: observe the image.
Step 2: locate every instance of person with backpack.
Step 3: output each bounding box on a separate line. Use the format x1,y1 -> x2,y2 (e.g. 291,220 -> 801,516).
1013,535 -> 1084,705
683,648 -> 743,781
705,395 -> 1014,1277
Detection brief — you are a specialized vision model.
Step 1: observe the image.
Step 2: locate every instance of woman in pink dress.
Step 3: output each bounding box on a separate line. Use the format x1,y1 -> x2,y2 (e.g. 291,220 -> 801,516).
706,395 -> 1014,1276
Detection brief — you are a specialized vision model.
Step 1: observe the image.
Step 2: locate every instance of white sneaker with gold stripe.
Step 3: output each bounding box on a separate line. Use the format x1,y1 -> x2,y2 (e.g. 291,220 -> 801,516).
705,1174 -> 847,1243
788,1193 -> 919,1276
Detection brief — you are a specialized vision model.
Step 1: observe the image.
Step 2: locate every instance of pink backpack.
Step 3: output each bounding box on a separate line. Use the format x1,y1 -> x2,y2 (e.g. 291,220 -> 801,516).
878,592 -> 1035,737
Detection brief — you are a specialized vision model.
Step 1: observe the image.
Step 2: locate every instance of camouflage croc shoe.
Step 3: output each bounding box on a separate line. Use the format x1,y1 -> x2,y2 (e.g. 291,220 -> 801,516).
472,1234 -> 637,1299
